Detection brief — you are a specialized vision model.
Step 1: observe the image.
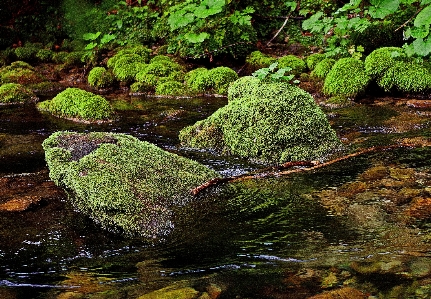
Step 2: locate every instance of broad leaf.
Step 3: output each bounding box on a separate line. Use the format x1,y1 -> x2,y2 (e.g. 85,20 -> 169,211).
194,0 -> 225,18
414,5 -> 431,27
412,37 -> 431,56
410,25 -> 430,39
84,42 -> 97,50
168,11 -> 195,30
302,12 -> 324,31
368,0 -> 400,19
184,32 -> 210,43
421,0 -> 431,5
83,32 -> 101,41
100,34 -> 116,45
338,0 -> 362,12
285,1 -> 297,11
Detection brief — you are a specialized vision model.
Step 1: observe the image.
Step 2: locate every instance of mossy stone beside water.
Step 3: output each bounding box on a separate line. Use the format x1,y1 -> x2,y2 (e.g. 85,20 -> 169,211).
0,83 -> 37,104
37,87 -> 113,122
42,131 -> 220,237
179,79 -> 342,164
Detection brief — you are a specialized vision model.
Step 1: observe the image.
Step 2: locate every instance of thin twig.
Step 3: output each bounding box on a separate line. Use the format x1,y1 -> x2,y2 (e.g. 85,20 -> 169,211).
191,143 -> 425,195
267,15 -> 291,47
395,7 -> 423,32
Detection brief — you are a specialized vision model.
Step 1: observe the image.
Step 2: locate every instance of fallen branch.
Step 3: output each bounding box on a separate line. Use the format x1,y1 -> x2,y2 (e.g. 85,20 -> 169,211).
191,143 -> 424,195
266,15 -> 291,47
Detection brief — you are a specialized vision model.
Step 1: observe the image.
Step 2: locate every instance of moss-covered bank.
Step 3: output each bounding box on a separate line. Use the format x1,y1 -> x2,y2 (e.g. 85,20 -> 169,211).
179,78 -> 342,164
42,131 -> 220,238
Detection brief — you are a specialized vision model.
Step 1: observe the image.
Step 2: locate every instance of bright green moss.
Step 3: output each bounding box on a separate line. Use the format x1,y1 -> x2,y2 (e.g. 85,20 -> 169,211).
310,58 -> 336,79
246,51 -> 277,73
87,67 -> 115,89
180,81 -> 342,164
207,67 -> 238,95
277,55 -> 307,76
226,76 -> 261,102
62,51 -> 85,67
42,131 -> 219,237
37,87 -> 113,121
107,45 -> 151,69
155,80 -> 185,96
323,58 -> 370,98
364,47 -> 405,79
130,81 -> 154,93
377,60 -> 431,93
184,68 -> 211,94
305,53 -> 326,70
135,71 -> 158,86
111,54 -> 147,82
0,83 -> 37,104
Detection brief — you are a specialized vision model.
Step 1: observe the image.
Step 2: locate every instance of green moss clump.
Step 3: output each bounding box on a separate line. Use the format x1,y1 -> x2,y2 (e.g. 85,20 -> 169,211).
0,83 -> 37,104
87,67 -> 115,89
52,51 -> 70,64
0,61 -> 46,85
14,45 -> 39,62
364,47 -> 405,79
107,45 -> 151,70
180,80 -> 342,163
110,54 -> 147,82
377,60 -> 431,93
35,49 -> 53,62
207,67 -> 238,95
185,68 -> 211,94
323,58 -> 370,98
42,131 -> 219,237
227,76 -> 261,102
130,81 -> 154,93
135,71 -> 158,86
277,55 -> 307,76
311,58 -> 336,79
245,51 -> 277,73
37,87 -> 113,121
155,80 -> 185,96
305,53 -> 326,70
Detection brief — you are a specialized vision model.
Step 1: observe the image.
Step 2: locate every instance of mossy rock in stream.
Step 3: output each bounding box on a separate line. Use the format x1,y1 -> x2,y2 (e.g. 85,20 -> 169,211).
179,80 -> 342,164
0,83 -> 38,104
42,131 -> 220,238
0,61 -> 47,85
37,88 -> 113,122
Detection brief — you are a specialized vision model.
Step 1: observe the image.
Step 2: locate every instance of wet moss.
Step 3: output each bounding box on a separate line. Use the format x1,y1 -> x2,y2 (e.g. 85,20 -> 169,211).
42,131 -> 219,237
323,58 -> 370,99
35,49 -> 53,62
226,76 -> 260,102
37,87 -> 113,121
14,45 -> 39,62
180,80 -> 342,163
87,67 -> 115,89
0,61 -> 46,85
110,54 -> 147,83
0,83 -> 37,104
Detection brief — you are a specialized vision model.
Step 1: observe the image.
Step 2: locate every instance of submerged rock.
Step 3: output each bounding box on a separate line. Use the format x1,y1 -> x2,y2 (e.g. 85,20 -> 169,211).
42,131 -> 220,238
179,79 -> 342,164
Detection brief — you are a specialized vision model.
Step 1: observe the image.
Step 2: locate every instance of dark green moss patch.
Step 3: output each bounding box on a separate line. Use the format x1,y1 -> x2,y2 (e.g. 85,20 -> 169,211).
42,131 -> 220,237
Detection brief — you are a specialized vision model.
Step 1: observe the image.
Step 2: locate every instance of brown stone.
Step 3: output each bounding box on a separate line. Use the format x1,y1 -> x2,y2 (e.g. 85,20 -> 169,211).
406,99 -> 431,108
0,196 -> 43,212
406,198 -> 431,219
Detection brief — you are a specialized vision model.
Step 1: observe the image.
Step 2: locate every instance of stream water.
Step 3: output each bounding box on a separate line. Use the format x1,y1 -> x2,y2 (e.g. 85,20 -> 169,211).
1,94 -> 431,298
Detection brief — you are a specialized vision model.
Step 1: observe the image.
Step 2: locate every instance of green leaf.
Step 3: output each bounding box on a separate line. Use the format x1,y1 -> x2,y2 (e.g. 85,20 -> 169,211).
368,0 -> 400,19
83,32 -> 101,41
412,37 -> 431,56
302,12 -> 324,31
410,26 -> 430,39
338,0 -> 362,12
194,0 -> 225,18
268,62 -> 278,71
414,5 -> 431,27
168,11 -> 195,30
116,19 -> 123,29
100,34 -> 116,45
285,1 -> 297,11
85,42 -> 98,50
421,0 -> 431,5
184,32 -> 210,43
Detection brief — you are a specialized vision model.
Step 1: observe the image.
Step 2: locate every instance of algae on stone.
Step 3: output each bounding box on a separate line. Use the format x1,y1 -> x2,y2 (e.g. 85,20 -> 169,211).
42,131 -> 220,237
179,79 -> 342,164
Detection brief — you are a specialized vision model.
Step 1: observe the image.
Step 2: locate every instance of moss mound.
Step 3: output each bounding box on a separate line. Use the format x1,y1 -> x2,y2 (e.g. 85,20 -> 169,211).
277,55 -> 307,76
0,61 -> 47,85
180,80 -> 342,163
364,47 -> 405,79
87,67 -> 115,89
306,53 -> 326,70
311,58 -> 336,79
155,80 -> 185,96
0,83 -> 37,104
323,58 -> 370,99
245,51 -> 277,74
42,131 -> 219,237
37,87 -> 113,122
185,68 -> 211,94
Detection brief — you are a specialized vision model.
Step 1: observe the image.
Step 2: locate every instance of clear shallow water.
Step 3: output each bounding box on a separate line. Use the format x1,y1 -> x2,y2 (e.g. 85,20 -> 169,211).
1,96 -> 431,298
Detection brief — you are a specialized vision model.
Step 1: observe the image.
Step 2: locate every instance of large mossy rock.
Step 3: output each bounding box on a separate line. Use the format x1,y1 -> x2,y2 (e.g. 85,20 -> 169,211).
179,78 -> 342,164
42,131 -> 220,238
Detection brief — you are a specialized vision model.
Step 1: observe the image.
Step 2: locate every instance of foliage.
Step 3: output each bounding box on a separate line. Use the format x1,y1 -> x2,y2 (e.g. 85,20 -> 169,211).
0,83 -> 37,104
323,58 -> 371,98
302,0 -> 431,58
277,55 -> 307,76
180,80 -> 342,164
377,60 -> 431,92
42,131 -> 219,237
305,53 -> 326,70
87,67 -> 115,89
37,87 -> 113,121
155,80 -> 185,96
310,58 -> 336,79
252,62 -> 296,83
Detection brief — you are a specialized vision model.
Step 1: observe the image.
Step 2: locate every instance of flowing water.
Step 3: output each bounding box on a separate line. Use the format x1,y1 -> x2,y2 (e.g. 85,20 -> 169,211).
1,94 -> 431,298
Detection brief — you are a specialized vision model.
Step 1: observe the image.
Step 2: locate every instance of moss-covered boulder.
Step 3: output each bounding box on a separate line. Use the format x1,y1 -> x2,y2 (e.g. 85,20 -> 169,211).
364,47 -> 405,79
0,83 -> 37,104
311,58 -> 336,80
179,80 -> 342,163
245,51 -> 277,74
37,88 -> 113,122
155,80 -> 185,96
87,67 -> 115,89
107,46 -> 152,83
323,58 -> 370,99
42,131 -> 219,237
207,67 -> 238,95
277,55 -> 307,76
0,61 -> 47,85
306,53 -> 326,70
185,68 -> 211,94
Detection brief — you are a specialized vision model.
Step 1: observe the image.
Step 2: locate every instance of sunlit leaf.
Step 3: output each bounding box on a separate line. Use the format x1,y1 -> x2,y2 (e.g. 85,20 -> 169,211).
368,0 -> 400,19
184,32 -> 210,43
414,5 -> 431,27
83,32 -> 101,41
